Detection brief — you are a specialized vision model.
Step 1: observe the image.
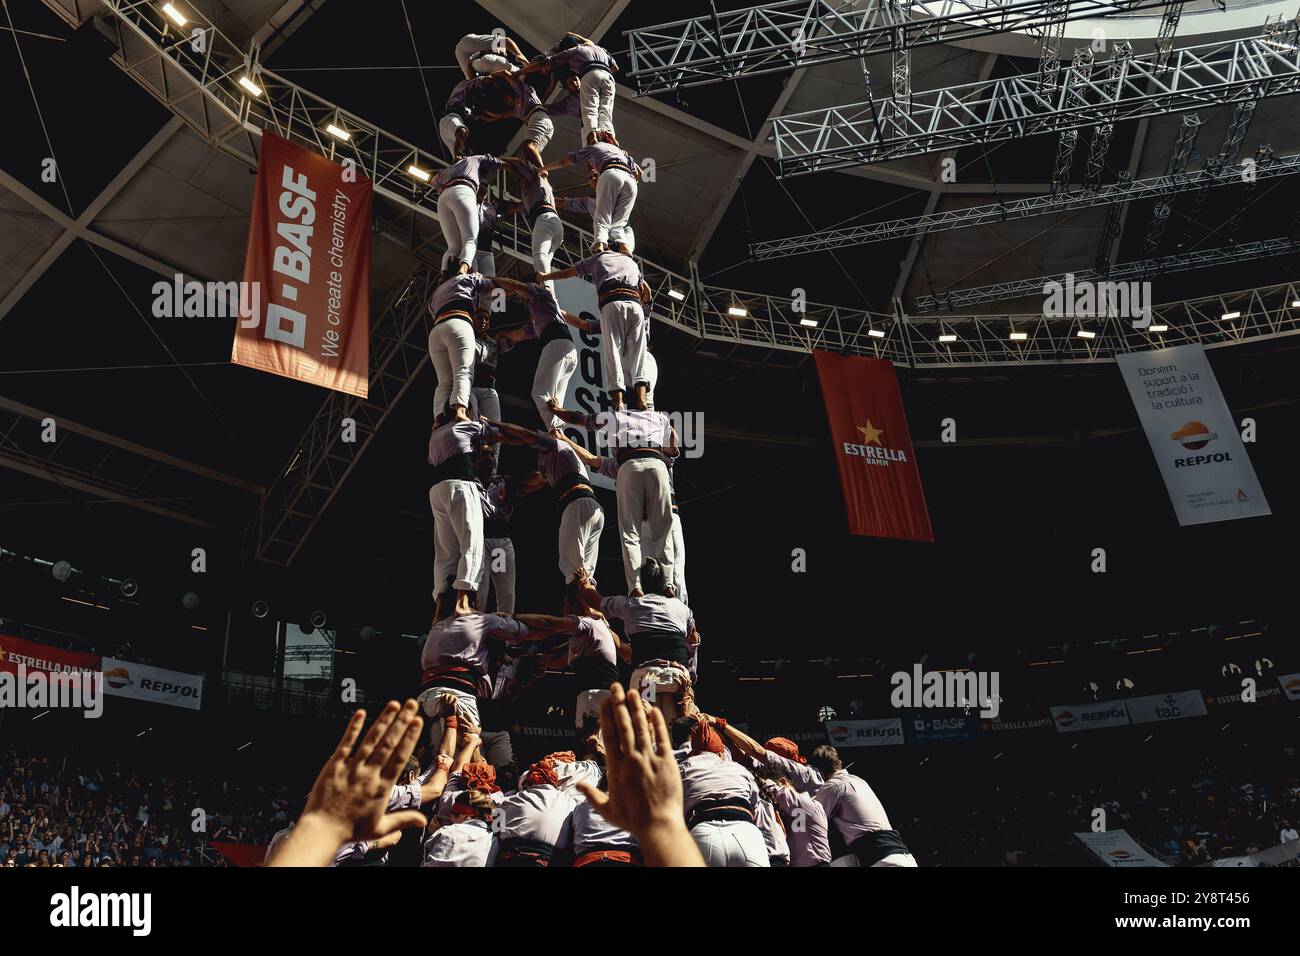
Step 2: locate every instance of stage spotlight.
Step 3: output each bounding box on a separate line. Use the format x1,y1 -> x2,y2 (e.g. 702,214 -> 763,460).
799,318 -> 818,328
325,122 -> 351,141
938,332 -> 957,343
161,3 -> 187,27
868,327 -> 885,338
238,75 -> 263,97
182,592 -> 200,611
1115,677 -> 1135,696
1220,311 -> 1241,321
726,304 -> 747,318
407,164 -> 431,182
1149,323 -> 1169,332
1220,661 -> 1241,678
359,625 -> 379,643
666,288 -> 686,302
1076,329 -> 1096,339
1291,300 -> 1300,308
1009,330 -> 1028,341
52,560 -> 73,582
120,578 -> 139,598
251,599 -> 269,619
817,705 -> 837,722
1254,657 -> 1274,676
310,610 -> 328,630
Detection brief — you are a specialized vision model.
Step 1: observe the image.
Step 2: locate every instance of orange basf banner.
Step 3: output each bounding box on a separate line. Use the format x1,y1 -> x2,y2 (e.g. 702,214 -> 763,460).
813,351 -> 934,542
234,132 -> 371,396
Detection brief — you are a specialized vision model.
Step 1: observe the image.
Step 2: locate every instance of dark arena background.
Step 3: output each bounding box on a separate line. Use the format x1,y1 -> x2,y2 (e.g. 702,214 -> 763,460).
1,0 -> 1298,933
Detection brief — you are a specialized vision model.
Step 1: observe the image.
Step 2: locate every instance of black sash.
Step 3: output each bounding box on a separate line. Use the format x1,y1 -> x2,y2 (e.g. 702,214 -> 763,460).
629,630 -> 688,669
849,829 -> 911,867
687,798 -> 754,828
495,837 -> 555,867
574,655 -> 619,694
540,320 -> 573,347
431,453 -> 476,484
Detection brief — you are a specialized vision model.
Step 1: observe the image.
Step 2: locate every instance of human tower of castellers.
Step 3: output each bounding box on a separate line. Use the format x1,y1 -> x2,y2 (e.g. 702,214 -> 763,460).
277,30 -> 916,868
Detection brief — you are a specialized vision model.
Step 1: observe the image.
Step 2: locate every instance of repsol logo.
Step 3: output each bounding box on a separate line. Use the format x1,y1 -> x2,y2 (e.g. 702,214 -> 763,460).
1173,452 -> 1232,468
139,680 -> 199,697
1083,708 -> 1126,721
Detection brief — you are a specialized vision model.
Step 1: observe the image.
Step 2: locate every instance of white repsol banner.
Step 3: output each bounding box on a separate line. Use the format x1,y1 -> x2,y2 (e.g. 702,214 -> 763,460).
1050,700 -> 1130,733
1074,829 -> 1170,867
553,276 -> 614,490
1127,689 -> 1208,725
824,718 -> 904,748
1115,344 -> 1270,526
101,658 -> 203,711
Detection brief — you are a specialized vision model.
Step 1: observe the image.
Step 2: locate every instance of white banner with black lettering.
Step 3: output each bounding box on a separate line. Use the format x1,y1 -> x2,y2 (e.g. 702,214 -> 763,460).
1115,344 -> 1269,526
1049,700 -> 1131,733
553,276 -> 614,490
1127,689 -> 1208,725
1074,829 -> 1170,867
102,658 -> 203,711
824,718 -> 904,748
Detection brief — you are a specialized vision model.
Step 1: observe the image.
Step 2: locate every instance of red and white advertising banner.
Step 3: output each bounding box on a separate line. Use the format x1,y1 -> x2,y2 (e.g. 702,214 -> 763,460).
101,657 -> 203,711
0,633 -> 100,678
234,131 -> 371,396
824,718 -> 905,748
813,352 -> 933,541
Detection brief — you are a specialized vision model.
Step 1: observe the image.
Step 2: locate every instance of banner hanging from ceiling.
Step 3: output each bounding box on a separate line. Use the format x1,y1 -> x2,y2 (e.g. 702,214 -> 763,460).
1115,344 -> 1269,526
813,351 -> 933,541
234,131 -> 371,397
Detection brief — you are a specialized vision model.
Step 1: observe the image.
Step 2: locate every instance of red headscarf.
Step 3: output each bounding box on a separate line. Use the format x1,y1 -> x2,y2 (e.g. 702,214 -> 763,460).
691,721 -> 725,756
765,737 -> 806,764
461,762 -> 501,795
522,751 -> 576,788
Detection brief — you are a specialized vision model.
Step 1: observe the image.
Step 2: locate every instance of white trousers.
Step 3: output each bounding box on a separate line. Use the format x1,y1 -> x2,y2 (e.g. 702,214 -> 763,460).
437,184 -> 480,269
558,495 -> 605,585
429,479 -> 484,593
522,111 -> 554,153
532,338 -> 578,430
691,820 -> 770,868
830,851 -> 919,867
579,68 -> 617,143
418,687 -> 480,748
642,350 -> 658,408
599,300 -> 647,395
439,113 -> 466,157
479,730 -> 514,768
472,385 -> 500,469
594,168 -> 637,246
615,456 -> 671,592
440,249 -> 494,277
475,536 -> 516,614
531,211 -> 565,292
643,511 -> 686,605
429,319 -> 476,414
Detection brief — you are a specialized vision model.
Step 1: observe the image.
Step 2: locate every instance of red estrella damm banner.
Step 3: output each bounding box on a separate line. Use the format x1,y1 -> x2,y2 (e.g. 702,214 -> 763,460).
234,132 -> 371,396
0,633 -> 101,678
813,351 -> 934,542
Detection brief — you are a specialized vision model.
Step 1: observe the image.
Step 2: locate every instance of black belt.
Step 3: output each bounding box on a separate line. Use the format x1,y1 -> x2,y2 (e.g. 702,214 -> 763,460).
616,446 -> 665,465
527,202 -> 558,227
580,61 -> 614,78
434,296 -> 477,326
688,798 -> 754,829
483,520 -> 510,539
430,452 -> 476,484
849,829 -> 911,867
598,282 -> 642,309
495,837 -> 555,867
540,320 -> 573,347
630,631 -> 689,670
597,160 -> 635,176
473,370 -> 496,388
439,177 -> 478,193
574,657 -> 619,694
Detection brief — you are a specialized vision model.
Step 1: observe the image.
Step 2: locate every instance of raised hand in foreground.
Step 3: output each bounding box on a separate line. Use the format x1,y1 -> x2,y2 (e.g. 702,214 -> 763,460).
266,700 -> 428,867
576,683 -> 705,867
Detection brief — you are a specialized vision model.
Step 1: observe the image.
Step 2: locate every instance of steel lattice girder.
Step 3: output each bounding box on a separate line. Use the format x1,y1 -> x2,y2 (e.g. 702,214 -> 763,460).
772,31 -> 1300,175
913,237 -> 1300,311
749,151 -> 1300,258
623,0 -> 1184,94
